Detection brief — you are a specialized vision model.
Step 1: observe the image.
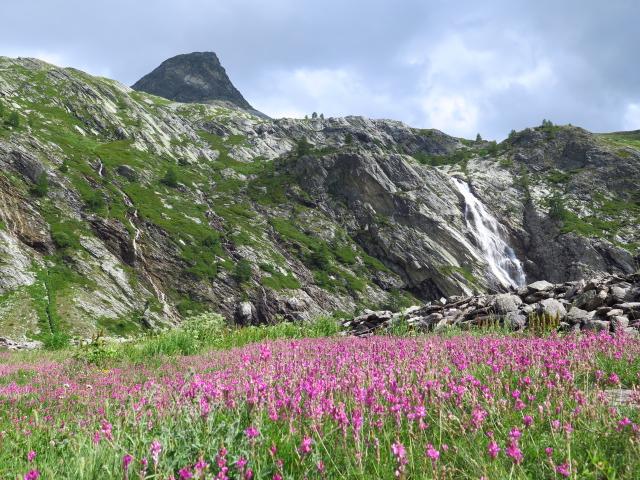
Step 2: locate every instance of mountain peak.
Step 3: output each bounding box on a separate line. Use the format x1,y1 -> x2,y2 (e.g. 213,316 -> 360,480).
132,51 -> 256,112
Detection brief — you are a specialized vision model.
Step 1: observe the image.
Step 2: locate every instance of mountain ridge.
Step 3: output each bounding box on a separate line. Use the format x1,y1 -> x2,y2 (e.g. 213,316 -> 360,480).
0,55 -> 638,343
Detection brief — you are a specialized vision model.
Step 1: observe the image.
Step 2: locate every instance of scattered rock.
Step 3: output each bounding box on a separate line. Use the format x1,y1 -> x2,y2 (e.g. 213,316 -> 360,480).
343,272 -> 640,337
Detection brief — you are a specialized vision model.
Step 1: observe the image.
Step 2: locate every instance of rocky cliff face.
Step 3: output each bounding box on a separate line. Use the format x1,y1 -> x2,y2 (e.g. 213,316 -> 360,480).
132,52 -> 260,114
0,56 -> 638,343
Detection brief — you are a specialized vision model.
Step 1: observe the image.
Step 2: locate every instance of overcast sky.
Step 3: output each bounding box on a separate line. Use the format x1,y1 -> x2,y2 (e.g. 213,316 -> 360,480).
2,0 -> 639,139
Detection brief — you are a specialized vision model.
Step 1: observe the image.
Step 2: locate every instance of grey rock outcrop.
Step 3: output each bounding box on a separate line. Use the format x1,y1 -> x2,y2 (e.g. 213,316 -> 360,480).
345,272 -> 640,336
132,52 -> 262,115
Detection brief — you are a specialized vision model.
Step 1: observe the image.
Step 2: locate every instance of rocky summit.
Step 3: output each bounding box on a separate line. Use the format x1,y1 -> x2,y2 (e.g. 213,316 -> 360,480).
132,52 -> 260,114
0,54 -> 639,343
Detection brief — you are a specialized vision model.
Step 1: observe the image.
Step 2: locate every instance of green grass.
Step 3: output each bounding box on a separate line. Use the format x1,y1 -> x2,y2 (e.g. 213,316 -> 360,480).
72,312 -> 342,366
599,131 -> 640,151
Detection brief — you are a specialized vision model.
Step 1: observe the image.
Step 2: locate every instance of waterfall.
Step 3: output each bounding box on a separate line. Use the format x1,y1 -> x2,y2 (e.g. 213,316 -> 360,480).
451,177 -> 526,289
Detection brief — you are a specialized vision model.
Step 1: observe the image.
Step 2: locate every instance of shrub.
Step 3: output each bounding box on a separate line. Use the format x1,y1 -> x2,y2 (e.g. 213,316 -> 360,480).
51,231 -> 74,250
334,245 -> 357,265
296,138 -> 312,156
30,173 -> 49,198
548,194 -> 568,221
73,332 -> 119,365
6,111 -> 19,128
160,166 -> 178,187
85,192 -> 105,211
41,332 -> 71,350
233,259 -> 253,284
261,272 -> 301,290
307,245 -> 332,271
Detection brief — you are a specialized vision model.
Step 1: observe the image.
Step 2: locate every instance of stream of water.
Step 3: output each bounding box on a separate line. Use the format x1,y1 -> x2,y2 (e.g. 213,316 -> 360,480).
451,177 -> 527,289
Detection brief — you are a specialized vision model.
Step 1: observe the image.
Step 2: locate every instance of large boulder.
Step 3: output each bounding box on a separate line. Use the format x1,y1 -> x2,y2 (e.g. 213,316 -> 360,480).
491,293 -> 523,314
537,298 -> 567,320
528,280 -> 555,292
575,290 -> 605,311
566,307 -> 592,324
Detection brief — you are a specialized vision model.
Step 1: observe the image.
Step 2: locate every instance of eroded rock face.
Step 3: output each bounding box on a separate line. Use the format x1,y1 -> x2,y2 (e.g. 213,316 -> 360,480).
0,55 -> 638,342
132,52 -> 258,113
344,272 -> 640,336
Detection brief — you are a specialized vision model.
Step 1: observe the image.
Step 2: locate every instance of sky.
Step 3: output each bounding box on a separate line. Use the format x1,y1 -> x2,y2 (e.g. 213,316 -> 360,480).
1,0 -> 639,139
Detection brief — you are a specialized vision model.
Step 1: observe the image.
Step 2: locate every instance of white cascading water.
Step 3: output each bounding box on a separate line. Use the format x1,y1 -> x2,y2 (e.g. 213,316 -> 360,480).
451,177 -> 526,289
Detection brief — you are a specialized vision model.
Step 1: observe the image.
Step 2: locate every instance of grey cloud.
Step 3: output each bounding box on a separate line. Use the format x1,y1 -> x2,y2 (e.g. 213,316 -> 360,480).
1,0 -> 638,138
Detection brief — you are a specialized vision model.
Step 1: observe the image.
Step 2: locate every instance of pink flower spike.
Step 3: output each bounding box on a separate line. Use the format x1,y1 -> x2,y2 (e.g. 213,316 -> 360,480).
27,451 -> 36,463
179,467 -> 193,480
487,441 -> 500,459
523,415 -> 533,427
236,456 -> 248,470
23,471 -> 40,480
299,436 -> 313,455
122,454 -> 133,470
426,444 -> 440,461
194,457 -> 209,472
545,447 -> 554,458
245,426 -> 260,439
150,440 -> 162,467
556,462 -> 571,477
506,442 -> 524,464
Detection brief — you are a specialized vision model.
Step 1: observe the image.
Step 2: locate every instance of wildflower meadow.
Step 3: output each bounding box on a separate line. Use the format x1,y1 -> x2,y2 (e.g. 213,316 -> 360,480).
1,330 -> 640,478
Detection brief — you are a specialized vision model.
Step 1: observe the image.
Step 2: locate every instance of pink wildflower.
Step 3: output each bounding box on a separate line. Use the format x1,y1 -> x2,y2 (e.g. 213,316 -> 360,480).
391,442 -> 407,463
179,467 -> 193,480
608,373 -> 620,385
618,417 -> 632,431
101,420 -> 113,441
556,462 -> 571,477
487,441 -> 500,459
27,451 -> 36,463
150,440 -> 162,467
23,470 -> 39,480
506,442 -> 523,464
523,415 -> 533,427
122,454 -> 133,470
245,426 -> 260,439
545,447 -> 554,458
317,460 -> 325,473
194,458 -> 209,473
299,436 -> 313,455
509,427 -> 522,441
426,444 -> 440,461
236,457 -> 248,470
